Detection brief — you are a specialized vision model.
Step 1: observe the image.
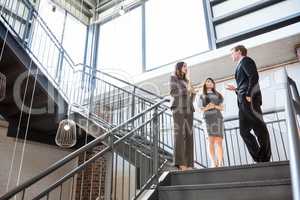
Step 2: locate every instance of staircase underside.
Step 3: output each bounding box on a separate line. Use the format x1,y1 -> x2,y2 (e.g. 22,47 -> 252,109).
0,20 -> 92,147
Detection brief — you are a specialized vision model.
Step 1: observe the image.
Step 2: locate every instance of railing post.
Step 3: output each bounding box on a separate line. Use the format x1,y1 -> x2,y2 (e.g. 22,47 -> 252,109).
131,86 -> 136,117
283,68 -> 300,200
153,107 -> 159,183
55,50 -> 64,84
224,132 -> 231,166
104,134 -> 114,200
23,6 -> 33,46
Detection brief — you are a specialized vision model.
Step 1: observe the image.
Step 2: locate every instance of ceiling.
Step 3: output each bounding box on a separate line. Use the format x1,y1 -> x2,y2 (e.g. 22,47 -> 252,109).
50,0 -> 147,25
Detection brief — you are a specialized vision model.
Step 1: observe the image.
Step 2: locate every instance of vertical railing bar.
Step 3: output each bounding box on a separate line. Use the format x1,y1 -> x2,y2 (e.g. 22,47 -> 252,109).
98,80 -> 104,120
45,36 -> 53,71
113,152 -> 118,200
20,5 -> 29,40
107,84 -> 112,123
170,115 -> 174,152
271,122 -> 281,161
97,156 -> 103,200
70,176 -> 75,200
229,130 -> 236,166
276,111 -> 288,160
89,162 -> 94,200
162,113 -> 165,161
21,189 -> 26,200
198,128 -> 203,166
235,128 -> 242,165
111,86 -> 116,124
243,142 -> 249,165
59,184 -> 63,200
109,135 -> 114,200
6,0 -> 14,25
117,89 -> 121,125
128,143 -> 131,200
224,129 -> 231,166
40,29 -> 48,70
267,124 -> 274,162
121,146 -> 125,200
11,0 -> 20,31
134,143 -> 137,198
102,83 -> 107,121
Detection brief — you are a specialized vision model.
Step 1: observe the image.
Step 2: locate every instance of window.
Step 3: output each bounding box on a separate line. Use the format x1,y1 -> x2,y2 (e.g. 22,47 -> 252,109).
63,13 -> 87,64
97,7 -> 142,78
145,0 -> 209,70
38,0 -> 65,41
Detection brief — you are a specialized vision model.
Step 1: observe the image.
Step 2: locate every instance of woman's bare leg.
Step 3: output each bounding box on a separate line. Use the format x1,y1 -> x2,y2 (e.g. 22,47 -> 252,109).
208,136 -> 217,167
216,137 -> 224,167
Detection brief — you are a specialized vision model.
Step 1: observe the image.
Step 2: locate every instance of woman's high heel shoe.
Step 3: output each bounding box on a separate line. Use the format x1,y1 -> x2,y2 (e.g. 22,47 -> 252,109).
217,160 -> 223,167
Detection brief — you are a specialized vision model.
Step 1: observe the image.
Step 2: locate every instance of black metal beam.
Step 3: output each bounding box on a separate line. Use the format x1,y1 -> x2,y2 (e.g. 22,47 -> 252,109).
213,0 -> 286,25
216,12 -> 300,47
203,0 -> 217,49
210,0 -> 226,7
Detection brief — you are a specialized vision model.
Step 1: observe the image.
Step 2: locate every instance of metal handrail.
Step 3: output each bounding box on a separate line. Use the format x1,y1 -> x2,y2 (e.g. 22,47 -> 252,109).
83,65 -> 163,100
223,107 -> 285,122
32,108 -> 168,200
283,68 -> 300,200
0,99 -> 169,200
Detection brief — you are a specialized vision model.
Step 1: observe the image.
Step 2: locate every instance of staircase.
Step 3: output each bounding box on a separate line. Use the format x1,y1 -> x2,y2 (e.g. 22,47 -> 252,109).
152,161 -> 291,200
0,0 -> 300,200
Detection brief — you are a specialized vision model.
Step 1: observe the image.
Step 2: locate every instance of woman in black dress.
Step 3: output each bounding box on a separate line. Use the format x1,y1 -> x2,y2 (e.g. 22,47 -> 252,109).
170,62 -> 196,170
198,78 -> 224,167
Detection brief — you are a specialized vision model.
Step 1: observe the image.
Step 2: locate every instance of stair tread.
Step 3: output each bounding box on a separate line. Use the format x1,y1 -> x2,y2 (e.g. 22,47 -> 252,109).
159,178 -> 291,191
169,161 -> 289,175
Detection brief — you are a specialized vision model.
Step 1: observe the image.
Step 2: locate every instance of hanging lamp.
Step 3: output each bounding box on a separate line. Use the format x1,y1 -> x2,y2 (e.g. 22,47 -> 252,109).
55,119 -> 77,148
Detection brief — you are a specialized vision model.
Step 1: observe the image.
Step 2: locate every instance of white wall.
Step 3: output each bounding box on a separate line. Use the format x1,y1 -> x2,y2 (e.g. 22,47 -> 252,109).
133,23 -> 300,96
0,123 -> 78,200
187,61 -> 300,121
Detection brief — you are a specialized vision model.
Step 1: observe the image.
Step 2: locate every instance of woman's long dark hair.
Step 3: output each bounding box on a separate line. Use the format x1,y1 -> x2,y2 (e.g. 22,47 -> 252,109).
175,61 -> 188,82
202,77 -> 223,99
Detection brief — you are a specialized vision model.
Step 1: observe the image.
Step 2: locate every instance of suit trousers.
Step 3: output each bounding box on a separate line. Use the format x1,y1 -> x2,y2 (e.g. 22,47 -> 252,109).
238,98 -> 271,162
172,110 -> 194,167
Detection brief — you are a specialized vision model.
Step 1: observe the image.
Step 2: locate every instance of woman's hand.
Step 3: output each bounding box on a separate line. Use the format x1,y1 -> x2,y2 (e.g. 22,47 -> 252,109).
214,104 -> 224,111
206,103 -> 215,111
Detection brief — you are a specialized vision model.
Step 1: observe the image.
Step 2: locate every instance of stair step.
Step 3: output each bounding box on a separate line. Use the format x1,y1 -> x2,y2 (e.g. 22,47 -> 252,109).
166,161 -> 290,186
158,178 -> 292,200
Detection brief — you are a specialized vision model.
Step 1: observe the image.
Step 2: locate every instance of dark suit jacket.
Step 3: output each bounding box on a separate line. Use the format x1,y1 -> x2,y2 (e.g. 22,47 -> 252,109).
235,57 -> 262,105
169,75 -> 195,112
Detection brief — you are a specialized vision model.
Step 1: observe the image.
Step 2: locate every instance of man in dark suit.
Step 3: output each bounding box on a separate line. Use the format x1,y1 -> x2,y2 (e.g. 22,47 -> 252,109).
226,45 -> 271,162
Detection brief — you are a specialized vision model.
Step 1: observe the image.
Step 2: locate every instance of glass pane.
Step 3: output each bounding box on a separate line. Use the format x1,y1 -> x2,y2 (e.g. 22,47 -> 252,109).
97,7 -> 142,79
38,0 -> 65,41
145,0 -> 209,70
63,13 -> 87,64
215,0 -> 300,40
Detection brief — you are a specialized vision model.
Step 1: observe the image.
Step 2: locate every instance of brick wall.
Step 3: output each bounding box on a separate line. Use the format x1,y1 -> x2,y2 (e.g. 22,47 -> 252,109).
75,145 -> 107,200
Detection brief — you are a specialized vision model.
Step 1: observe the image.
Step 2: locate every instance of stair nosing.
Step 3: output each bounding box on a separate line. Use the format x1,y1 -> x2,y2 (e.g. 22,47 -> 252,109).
170,161 -> 289,175
158,178 -> 291,191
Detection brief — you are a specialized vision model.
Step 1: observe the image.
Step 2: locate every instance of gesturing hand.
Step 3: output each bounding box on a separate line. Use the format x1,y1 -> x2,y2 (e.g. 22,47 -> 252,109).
226,84 -> 236,91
